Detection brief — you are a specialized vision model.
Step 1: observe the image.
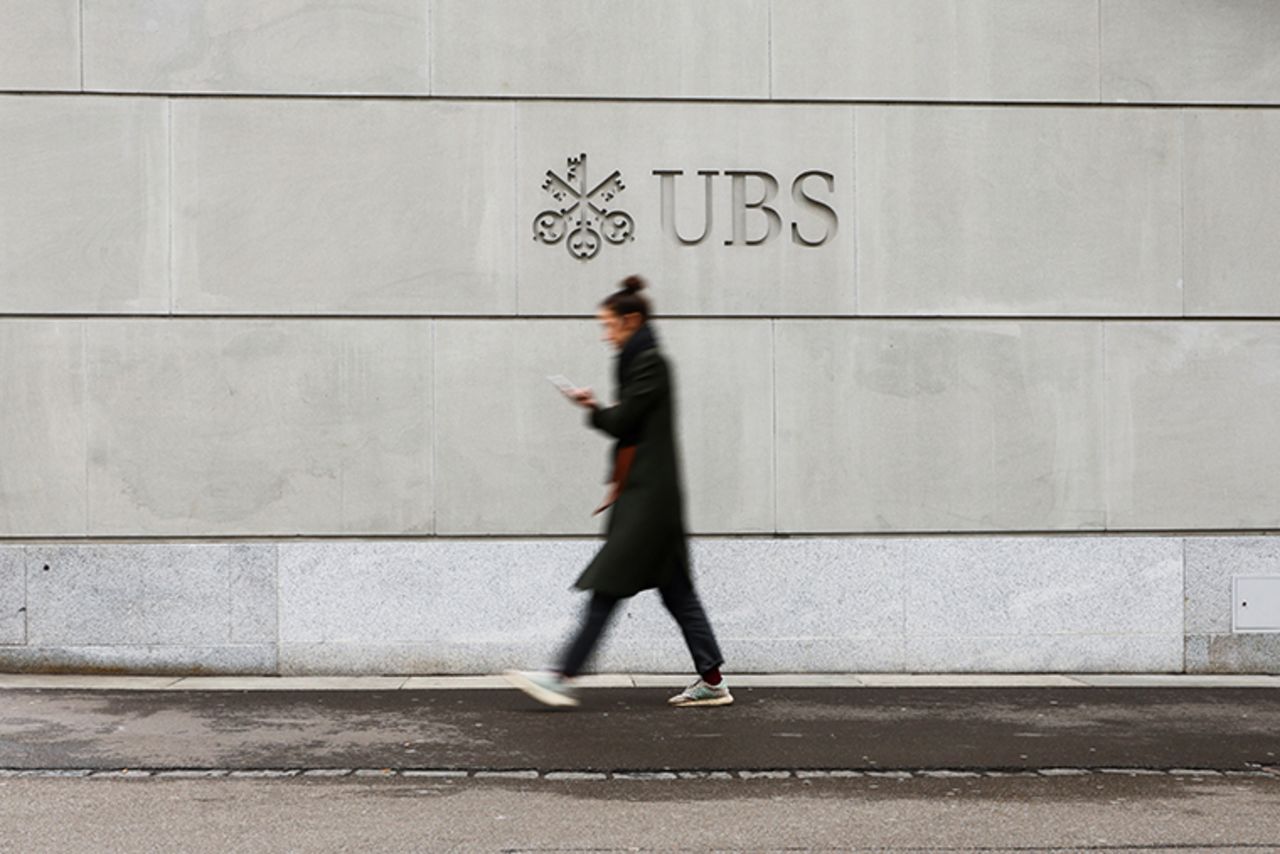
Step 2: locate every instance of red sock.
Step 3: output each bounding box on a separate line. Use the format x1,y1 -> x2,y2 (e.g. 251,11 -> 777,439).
701,667 -> 722,686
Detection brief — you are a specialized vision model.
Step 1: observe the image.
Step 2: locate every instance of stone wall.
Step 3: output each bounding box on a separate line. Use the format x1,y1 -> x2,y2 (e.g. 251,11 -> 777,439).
1,1 -> 1278,673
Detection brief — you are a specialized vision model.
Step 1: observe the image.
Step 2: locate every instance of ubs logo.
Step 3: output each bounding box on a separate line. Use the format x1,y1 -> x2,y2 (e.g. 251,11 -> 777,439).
533,153 -> 840,262
533,154 -> 635,261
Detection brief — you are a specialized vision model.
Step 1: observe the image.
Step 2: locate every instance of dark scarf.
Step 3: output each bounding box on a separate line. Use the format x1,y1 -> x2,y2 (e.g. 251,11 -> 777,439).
616,321 -> 657,388
613,322 -> 658,450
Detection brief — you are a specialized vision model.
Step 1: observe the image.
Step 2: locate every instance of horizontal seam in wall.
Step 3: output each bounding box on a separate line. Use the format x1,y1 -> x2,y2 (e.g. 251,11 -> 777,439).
673,633 -> 1184,640
0,531 -> 1277,544
3,89 -> 1280,110
3,315 -> 1280,323
1,647 -> 275,652
265,634 -> 1189,645
894,632 -> 1186,639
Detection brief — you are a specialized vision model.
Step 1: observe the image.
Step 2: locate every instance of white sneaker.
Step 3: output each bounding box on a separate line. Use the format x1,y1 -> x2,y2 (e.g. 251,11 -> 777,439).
503,669 -> 580,708
668,678 -> 733,708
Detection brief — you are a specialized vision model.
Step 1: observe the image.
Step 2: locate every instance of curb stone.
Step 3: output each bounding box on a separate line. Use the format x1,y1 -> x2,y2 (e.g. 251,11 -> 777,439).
2,766 -> 1279,780
545,772 -> 609,781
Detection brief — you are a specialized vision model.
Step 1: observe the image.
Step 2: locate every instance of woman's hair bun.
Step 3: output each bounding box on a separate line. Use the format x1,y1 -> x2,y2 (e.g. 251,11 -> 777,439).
601,273 -> 652,318
621,274 -> 646,294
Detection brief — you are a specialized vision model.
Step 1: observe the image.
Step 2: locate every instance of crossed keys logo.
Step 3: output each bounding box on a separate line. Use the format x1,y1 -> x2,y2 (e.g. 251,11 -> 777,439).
532,153 -> 635,261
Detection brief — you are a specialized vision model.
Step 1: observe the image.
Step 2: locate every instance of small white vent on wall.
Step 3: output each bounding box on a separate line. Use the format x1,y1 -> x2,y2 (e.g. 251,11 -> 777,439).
1232,576 -> 1280,633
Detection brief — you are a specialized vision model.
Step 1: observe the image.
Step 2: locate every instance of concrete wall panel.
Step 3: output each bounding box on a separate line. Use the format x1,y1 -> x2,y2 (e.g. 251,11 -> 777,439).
0,321 -> 86,536
172,99 -> 514,315
83,0 -> 428,94
433,321 -> 612,536
660,320 -> 775,534
1105,323 -> 1280,529
431,0 -> 768,99
434,319 -> 774,535
0,96 -> 168,313
0,0 -> 80,91
775,320 -> 1106,533
855,106 -> 1182,316
1101,0 -> 1280,104
1184,110 -> 1280,316
773,0 -> 1098,103
516,102 -> 855,316
84,319 -> 433,536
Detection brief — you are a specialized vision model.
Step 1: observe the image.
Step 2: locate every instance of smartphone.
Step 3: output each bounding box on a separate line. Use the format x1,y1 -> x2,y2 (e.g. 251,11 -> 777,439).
546,374 -> 579,395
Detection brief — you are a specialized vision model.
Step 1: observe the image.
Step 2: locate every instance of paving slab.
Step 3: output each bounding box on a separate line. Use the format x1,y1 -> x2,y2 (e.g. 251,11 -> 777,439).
402,674 -> 633,690
1073,674 -> 1280,688
855,674 -> 1086,687
6,672 -> 1280,690
400,675 -> 511,689
167,676 -> 409,691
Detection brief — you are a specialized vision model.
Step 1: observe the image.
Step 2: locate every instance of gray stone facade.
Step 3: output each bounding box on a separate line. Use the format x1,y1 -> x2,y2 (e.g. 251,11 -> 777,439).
1,1 -> 1279,674
0,536 -> 1275,675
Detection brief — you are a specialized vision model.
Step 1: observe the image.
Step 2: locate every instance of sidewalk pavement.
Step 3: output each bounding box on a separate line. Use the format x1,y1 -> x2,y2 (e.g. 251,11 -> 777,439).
3,672 -> 1280,691
2,672 -> 1279,777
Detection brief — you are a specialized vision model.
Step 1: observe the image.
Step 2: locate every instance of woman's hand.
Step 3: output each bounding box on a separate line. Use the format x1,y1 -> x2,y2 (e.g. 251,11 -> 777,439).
567,387 -> 597,409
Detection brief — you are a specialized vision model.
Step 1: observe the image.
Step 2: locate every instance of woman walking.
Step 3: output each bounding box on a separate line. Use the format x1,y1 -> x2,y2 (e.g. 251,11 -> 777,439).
505,275 -> 731,709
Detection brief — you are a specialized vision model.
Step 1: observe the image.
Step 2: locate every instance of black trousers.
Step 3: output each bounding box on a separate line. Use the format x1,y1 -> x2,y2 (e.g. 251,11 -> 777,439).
558,570 -> 725,679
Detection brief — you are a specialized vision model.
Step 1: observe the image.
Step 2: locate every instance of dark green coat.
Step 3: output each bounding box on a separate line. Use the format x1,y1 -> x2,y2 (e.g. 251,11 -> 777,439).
574,335 -> 689,598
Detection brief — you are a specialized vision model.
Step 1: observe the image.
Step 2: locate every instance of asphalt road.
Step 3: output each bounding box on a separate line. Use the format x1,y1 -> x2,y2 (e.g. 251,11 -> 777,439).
2,774 -> 1279,853
2,686 -> 1279,773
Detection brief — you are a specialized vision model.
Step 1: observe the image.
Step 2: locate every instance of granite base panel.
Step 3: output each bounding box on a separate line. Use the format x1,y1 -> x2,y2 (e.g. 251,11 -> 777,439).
0,536 -> 1277,675
0,644 -> 277,676
275,637 -> 911,676
1185,633 -> 1280,675
0,548 -> 22,644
